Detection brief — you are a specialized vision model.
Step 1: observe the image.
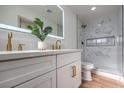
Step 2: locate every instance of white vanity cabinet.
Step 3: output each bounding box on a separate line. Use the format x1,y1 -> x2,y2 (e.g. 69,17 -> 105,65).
57,52 -> 81,88
0,50 -> 82,88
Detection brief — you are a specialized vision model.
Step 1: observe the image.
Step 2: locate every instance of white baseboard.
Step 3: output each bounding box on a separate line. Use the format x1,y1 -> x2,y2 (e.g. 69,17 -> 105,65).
92,69 -> 124,84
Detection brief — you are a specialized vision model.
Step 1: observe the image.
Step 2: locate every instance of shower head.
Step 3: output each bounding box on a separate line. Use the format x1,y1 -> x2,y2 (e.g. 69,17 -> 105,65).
81,24 -> 87,29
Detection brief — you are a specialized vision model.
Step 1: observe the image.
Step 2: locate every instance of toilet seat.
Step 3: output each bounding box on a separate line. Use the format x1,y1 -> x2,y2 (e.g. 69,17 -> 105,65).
82,62 -> 94,69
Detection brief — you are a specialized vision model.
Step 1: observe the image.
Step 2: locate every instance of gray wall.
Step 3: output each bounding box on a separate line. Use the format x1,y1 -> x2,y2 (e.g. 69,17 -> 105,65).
0,5 -> 77,51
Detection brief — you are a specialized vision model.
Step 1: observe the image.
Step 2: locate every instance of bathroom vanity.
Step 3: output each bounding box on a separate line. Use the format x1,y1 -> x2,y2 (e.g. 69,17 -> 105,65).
0,49 -> 82,88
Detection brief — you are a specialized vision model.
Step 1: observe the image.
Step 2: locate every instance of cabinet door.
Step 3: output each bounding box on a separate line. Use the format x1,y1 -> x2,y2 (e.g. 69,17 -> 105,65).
57,61 -> 81,88
16,71 -> 56,88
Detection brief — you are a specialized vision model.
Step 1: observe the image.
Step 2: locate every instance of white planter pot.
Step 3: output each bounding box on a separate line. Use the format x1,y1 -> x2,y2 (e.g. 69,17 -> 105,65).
38,41 -> 46,50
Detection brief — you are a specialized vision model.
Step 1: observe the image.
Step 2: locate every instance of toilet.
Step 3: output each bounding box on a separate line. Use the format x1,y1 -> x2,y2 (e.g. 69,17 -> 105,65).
81,62 -> 94,81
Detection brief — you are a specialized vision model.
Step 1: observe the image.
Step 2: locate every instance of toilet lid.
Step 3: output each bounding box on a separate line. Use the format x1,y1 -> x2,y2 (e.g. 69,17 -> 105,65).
81,62 -> 94,68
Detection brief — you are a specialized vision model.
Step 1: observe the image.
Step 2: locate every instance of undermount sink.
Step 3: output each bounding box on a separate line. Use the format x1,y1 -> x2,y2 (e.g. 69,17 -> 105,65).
0,49 -> 82,61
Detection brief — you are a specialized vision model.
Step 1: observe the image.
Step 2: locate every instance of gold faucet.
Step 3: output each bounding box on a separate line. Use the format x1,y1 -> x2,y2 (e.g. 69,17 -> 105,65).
17,44 -> 25,51
52,40 -> 61,50
7,32 -> 13,51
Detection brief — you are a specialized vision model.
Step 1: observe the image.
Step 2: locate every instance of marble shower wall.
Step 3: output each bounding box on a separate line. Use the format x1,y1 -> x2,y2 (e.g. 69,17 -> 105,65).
83,7 -> 122,75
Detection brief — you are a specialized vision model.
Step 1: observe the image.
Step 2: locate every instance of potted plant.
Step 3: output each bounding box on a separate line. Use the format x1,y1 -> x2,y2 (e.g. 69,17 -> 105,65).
27,18 -> 52,50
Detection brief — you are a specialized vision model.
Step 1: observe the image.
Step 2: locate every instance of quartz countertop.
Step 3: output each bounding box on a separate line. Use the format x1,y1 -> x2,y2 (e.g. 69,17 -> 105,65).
0,49 -> 82,61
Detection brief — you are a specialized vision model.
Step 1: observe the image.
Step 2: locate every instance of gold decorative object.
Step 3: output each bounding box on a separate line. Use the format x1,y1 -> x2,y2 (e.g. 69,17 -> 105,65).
7,32 -> 13,51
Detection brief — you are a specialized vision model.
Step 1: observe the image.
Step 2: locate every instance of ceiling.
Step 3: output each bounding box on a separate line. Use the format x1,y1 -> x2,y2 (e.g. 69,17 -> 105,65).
67,5 -> 121,22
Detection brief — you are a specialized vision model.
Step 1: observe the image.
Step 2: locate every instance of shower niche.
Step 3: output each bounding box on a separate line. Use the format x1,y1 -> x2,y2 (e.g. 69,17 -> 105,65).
86,36 -> 115,47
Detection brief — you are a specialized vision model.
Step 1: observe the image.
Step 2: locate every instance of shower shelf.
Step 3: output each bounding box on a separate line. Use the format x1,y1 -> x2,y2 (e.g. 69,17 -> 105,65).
86,36 -> 115,47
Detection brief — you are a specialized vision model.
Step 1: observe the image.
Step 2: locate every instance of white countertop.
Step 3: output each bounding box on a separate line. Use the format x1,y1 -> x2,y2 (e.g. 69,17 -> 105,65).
0,49 -> 82,61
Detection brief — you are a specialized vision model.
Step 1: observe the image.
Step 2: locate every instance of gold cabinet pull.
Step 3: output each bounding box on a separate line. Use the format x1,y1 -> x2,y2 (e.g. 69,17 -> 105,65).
72,66 -> 76,78
74,66 -> 76,77
72,66 -> 75,78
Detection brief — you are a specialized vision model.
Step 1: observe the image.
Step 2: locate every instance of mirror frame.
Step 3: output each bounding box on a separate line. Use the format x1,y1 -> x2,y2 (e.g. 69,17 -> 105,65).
0,5 -> 64,39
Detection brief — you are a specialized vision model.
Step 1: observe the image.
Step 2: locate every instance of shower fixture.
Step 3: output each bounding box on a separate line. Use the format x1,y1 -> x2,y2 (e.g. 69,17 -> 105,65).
81,24 -> 87,29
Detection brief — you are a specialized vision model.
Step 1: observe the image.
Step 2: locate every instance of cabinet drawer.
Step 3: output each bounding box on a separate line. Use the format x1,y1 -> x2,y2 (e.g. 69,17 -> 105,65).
15,70 -> 56,88
0,55 -> 56,88
57,52 -> 81,68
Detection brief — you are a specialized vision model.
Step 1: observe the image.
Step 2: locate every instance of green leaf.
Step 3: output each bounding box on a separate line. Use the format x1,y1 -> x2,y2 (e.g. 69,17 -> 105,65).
27,18 -> 53,41
43,26 -> 52,35
27,25 -> 33,31
32,24 -> 40,34
34,18 -> 44,30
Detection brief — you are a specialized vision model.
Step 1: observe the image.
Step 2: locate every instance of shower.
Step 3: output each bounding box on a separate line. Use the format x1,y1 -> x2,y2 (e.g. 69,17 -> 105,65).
77,5 -> 124,79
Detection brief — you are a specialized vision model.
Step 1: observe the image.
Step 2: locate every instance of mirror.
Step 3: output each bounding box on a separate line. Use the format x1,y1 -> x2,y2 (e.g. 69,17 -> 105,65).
0,5 -> 64,39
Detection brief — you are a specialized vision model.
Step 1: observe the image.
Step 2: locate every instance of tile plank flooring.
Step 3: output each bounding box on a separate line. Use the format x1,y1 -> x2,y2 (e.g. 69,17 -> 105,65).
80,74 -> 124,88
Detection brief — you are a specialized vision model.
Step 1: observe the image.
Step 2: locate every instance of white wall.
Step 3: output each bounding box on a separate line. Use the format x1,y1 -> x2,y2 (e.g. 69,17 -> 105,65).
61,6 -> 77,49
0,5 -> 77,51
81,6 -> 122,75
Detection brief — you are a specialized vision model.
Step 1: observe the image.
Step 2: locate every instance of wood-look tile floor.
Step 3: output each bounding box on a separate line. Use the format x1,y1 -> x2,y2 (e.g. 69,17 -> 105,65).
80,74 -> 124,88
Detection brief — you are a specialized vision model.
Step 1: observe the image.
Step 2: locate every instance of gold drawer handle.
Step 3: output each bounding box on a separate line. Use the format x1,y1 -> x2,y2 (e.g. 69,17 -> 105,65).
72,66 -> 76,78
74,66 -> 76,76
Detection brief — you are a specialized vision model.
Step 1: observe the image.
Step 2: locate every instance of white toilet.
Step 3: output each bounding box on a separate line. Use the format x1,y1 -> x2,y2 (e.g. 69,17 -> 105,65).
81,62 -> 94,81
